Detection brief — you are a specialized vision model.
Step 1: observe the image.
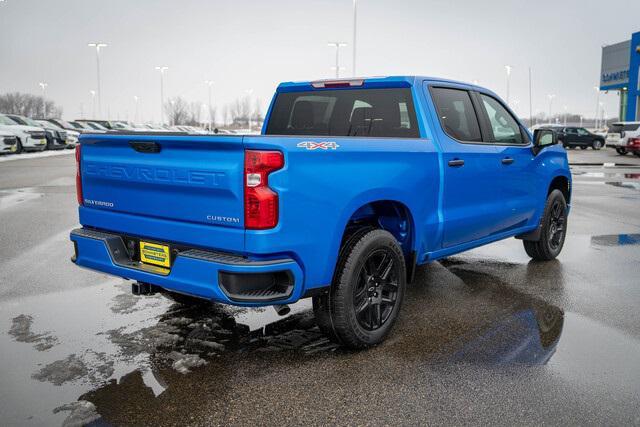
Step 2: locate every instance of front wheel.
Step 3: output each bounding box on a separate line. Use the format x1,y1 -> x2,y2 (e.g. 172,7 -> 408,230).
523,189 -> 568,261
14,138 -> 23,154
580,146 -> 587,150
313,229 -> 406,349
616,147 -> 628,155
591,139 -> 603,150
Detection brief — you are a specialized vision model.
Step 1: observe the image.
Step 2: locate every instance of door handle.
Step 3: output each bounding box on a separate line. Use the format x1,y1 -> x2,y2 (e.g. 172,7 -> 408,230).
448,159 -> 465,167
501,157 -> 514,165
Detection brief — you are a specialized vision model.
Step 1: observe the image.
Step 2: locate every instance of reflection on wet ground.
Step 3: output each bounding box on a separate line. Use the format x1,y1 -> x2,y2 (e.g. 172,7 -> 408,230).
3,246 -> 640,425
591,234 -> 640,246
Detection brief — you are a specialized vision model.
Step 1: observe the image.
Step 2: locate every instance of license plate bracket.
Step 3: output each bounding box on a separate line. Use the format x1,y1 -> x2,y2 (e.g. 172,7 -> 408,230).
140,241 -> 171,268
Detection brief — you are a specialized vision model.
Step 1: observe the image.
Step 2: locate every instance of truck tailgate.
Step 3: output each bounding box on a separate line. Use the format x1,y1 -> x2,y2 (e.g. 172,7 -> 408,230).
80,134 -> 245,232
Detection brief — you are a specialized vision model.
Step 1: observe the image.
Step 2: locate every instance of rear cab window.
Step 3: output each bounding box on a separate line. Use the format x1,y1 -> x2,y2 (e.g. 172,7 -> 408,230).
265,88 -> 419,138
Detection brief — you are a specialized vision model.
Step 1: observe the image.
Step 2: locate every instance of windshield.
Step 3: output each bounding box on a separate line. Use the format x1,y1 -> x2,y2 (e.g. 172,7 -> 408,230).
265,88 -> 419,138
70,121 -> 88,130
0,115 -> 19,125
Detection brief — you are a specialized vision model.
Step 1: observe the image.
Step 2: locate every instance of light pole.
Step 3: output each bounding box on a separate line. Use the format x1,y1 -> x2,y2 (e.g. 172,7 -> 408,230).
599,102 -> 604,129
133,96 -> 139,123
155,66 -> 168,125
245,89 -> 253,132
504,65 -> 512,106
205,80 -> 214,131
328,42 -> 348,78
547,94 -> 555,123
38,82 -> 48,118
169,99 -> 176,126
563,105 -> 567,126
352,0 -> 358,76
88,42 -> 107,118
89,90 -> 96,118
593,86 -> 600,129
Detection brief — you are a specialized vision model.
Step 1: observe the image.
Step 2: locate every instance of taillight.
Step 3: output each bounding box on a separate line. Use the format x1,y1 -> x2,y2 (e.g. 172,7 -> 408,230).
629,138 -> 640,147
75,144 -> 83,205
244,150 -> 284,229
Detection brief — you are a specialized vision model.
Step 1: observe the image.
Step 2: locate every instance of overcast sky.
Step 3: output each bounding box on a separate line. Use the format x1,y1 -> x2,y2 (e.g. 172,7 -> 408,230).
1,0 -> 638,123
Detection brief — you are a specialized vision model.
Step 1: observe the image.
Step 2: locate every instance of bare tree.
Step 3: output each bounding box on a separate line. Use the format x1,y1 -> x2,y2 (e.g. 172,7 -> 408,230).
228,97 -> 251,127
252,98 -> 263,125
0,92 -> 62,118
165,97 -> 189,126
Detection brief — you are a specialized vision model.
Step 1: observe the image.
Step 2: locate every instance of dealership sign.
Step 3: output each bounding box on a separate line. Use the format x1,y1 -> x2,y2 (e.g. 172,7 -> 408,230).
600,40 -> 631,88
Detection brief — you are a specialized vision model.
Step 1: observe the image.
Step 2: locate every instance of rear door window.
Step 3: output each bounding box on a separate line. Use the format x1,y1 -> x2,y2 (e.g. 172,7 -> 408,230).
429,87 -> 482,142
265,88 -> 419,138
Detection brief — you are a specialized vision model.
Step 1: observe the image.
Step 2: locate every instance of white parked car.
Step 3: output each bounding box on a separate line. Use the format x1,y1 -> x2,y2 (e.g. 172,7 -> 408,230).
0,113 -> 47,153
606,122 -> 640,155
0,130 -> 19,154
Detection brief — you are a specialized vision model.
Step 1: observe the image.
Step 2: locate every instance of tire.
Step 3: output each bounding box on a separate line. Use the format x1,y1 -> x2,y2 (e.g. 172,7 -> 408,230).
14,138 -> 23,154
580,146 -> 587,150
313,228 -> 406,349
591,139 -> 603,150
523,189 -> 568,261
634,152 -> 640,158
616,147 -> 628,155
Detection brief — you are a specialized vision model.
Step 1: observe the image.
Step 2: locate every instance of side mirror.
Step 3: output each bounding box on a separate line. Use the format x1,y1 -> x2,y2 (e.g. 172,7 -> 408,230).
532,129 -> 557,155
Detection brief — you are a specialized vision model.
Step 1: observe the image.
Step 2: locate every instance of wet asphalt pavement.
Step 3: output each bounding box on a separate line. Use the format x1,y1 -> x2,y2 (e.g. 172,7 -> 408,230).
1,149 -> 640,426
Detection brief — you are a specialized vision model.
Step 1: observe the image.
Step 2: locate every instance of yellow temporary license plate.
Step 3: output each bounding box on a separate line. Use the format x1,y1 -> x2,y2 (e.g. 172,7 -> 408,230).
140,241 -> 171,268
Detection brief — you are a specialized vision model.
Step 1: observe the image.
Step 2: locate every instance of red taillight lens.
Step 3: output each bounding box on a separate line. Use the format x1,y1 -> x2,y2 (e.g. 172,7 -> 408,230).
244,150 -> 284,229
75,144 -> 83,205
628,138 -> 640,147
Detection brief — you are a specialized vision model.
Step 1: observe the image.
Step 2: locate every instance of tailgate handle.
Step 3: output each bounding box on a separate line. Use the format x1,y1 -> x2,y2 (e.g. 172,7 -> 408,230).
130,141 -> 161,153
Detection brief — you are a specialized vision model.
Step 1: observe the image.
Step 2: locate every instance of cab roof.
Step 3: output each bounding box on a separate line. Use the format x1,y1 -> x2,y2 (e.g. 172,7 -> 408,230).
277,75 -> 495,96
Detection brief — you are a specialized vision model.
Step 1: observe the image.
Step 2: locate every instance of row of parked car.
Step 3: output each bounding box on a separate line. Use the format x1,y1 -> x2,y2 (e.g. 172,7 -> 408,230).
533,121 -> 640,156
0,115 -> 213,155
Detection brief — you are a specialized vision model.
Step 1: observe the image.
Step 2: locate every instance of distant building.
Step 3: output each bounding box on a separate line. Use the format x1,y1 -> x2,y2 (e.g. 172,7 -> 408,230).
599,31 -> 640,121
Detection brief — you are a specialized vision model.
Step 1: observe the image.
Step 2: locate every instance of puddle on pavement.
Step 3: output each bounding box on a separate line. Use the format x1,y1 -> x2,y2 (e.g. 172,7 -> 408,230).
591,234 -> 640,247
572,171 -> 640,179
2,257 -> 640,425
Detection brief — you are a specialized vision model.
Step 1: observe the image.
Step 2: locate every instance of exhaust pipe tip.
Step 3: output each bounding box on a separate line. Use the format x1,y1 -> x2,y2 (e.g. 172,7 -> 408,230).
273,304 -> 291,316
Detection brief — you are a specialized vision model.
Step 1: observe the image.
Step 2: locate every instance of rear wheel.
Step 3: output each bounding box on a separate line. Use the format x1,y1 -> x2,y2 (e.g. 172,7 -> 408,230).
616,147 -> 628,155
591,139 -> 603,150
523,189 -> 567,261
580,146 -> 587,150
313,228 -> 406,349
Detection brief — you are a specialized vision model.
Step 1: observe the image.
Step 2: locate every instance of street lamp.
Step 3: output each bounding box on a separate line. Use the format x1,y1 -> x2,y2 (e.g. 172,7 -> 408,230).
593,86 -> 600,129
245,89 -> 253,132
547,94 -> 555,123
87,42 -> 107,118
133,96 -> 139,123
328,42 -> 348,78
155,66 -> 169,125
89,90 -> 96,118
563,105 -> 568,126
38,82 -> 48,118
352,0 -> 358,76
504,65 -> 512,105
204,80 -> 214,131
599,102 -> 604,129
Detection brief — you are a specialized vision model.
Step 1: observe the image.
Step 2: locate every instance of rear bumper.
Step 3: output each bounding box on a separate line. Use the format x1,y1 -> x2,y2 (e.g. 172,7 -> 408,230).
70,227 -> 305,306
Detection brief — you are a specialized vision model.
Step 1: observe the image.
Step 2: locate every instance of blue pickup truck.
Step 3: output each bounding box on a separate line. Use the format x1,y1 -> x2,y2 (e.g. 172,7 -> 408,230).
70,76 -> 571,348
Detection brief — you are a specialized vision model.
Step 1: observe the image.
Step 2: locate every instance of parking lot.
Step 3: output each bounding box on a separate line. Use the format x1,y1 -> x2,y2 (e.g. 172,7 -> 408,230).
0,148 -> 638,425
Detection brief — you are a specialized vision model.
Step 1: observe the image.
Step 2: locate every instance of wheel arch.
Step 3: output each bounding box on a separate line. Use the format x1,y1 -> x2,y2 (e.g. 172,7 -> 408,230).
548,175 -> 571,204
335,199 -> 417,283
